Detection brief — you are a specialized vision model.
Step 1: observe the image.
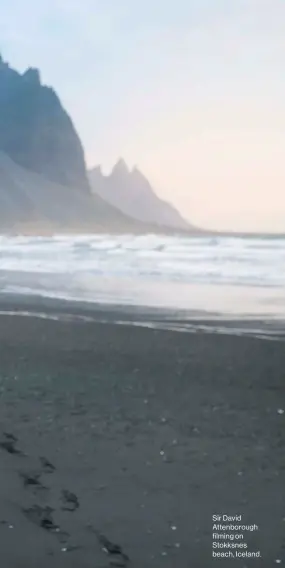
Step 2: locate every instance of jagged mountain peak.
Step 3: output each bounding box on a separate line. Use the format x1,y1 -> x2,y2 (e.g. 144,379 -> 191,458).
0,57 -> 158,233
0,56 -> 90,192
0,55 -> 41,84
89,159 -> 193,231
0,55 -> 195,234
89,164 -> 103,178
111,158 -> 129,177
131,164 -> 143,176
130,165 -> 151,185
22,67 -> 41,85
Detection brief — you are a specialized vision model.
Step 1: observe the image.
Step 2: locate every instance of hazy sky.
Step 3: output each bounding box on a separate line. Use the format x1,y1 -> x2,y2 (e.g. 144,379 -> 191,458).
1,0 -> 285,232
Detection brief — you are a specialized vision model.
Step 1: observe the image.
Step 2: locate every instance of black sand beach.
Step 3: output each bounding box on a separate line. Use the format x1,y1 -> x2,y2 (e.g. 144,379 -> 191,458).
0,300 -> 284,567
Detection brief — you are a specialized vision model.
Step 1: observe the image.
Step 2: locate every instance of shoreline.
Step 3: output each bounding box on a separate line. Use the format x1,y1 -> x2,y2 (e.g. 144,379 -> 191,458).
0,292 -> 284,340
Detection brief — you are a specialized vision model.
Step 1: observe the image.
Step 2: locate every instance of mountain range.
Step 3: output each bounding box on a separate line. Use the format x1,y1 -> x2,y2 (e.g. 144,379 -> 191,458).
88,159 -> 191,231
0,55 -> 195,234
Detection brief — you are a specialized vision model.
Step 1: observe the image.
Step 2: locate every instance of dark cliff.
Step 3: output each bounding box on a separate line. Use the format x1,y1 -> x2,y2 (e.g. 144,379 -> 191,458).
0,56 -> 144,233
0,56 -> 197,234
0,55 -> 89,191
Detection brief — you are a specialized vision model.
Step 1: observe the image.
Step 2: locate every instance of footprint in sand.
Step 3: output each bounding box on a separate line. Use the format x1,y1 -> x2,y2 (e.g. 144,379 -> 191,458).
19,470 -> 48,491
87,526 -> 130,567
60,489 -> 80,512
0,432 -> 25,455
21,504 -> 70,544
1,433 -> 126,563
39,456 -> 56,473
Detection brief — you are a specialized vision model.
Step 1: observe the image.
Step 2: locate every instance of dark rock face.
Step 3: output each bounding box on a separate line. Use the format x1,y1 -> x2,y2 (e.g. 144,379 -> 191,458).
0,55 -> 89,191
89,159 -> 192,231
0,56 -> 144,233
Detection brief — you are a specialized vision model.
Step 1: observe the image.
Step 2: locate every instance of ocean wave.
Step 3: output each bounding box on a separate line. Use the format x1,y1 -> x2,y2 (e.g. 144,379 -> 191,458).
0,234 -> 284,289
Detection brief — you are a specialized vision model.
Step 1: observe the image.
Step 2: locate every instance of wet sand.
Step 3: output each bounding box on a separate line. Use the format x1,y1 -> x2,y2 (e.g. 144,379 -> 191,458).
0,304 -> 284,567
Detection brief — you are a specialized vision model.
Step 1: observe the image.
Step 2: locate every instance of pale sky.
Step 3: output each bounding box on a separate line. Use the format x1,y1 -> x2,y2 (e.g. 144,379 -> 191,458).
1,0 -> 285,232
